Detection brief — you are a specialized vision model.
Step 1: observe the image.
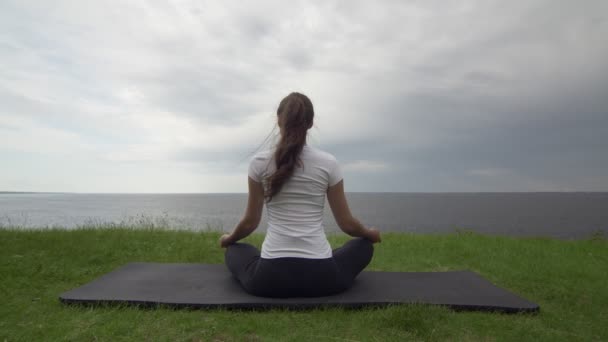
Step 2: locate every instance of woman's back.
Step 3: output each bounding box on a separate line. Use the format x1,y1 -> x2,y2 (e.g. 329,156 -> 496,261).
249,145 -> 343,259
222,92 -> 379,298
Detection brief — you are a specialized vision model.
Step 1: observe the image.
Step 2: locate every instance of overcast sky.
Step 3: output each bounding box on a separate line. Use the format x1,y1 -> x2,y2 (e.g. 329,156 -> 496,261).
1,0 -> 607,193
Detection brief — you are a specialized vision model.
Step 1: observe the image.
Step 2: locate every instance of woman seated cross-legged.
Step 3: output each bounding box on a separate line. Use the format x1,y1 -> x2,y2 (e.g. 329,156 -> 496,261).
220,92 -> 381,298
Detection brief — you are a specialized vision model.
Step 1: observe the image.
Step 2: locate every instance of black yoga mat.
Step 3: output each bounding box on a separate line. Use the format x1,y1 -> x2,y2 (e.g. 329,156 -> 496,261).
59,263 -> 539,313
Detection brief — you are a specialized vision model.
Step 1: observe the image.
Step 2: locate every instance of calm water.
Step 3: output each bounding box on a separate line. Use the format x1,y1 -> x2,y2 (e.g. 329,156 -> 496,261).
1,192 -> 607,239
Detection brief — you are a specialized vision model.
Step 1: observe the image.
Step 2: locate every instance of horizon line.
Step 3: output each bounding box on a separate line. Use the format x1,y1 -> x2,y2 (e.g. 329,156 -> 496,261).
2,190 -> 607,195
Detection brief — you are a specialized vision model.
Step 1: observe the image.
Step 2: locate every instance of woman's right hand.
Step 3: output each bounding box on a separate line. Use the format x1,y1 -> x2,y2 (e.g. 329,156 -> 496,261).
219,234 -> 234,248
366,227 -> 381,243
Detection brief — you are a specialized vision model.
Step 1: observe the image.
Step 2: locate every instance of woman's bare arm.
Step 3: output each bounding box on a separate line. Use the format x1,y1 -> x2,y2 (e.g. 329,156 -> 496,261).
327,180 -> 381,243
220,177 -> 265,247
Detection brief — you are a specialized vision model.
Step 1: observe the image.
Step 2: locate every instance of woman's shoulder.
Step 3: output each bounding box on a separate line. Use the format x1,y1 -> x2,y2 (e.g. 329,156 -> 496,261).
248,149 -> 274,180
250,146 -> 339,165
250,149 -> 273,164
303,145 -> 339,163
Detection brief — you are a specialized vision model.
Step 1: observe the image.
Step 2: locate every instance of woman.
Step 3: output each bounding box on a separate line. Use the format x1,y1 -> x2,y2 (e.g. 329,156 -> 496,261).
220,92 -> 381,298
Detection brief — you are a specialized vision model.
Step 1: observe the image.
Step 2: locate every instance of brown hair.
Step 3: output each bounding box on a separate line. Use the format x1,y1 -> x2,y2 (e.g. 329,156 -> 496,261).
265,92 -> 314,202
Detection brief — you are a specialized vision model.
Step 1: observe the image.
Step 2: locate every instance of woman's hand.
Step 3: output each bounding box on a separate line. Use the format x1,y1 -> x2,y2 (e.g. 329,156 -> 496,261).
366,227 -> 382,243
219,234 -> 234,248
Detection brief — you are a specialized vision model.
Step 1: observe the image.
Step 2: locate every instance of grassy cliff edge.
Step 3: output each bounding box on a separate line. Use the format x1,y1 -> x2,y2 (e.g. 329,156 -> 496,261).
1,228 -> 606,341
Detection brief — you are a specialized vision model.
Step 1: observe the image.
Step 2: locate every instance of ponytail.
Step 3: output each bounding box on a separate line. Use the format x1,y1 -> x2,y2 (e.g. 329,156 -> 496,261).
265,92 -> 314,202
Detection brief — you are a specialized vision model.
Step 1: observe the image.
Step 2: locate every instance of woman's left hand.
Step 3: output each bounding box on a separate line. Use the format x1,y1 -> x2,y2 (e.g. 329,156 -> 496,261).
219,234 -> 234,248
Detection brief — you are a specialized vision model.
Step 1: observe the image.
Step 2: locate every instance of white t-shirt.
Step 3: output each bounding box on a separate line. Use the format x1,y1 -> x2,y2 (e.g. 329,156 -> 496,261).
248,145 -> 343,259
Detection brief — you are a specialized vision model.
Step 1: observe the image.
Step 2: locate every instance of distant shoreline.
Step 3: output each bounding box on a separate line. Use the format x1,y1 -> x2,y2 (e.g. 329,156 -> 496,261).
0,191 -> 39,194
0,191 -> 66,194
2,191 -> 608,195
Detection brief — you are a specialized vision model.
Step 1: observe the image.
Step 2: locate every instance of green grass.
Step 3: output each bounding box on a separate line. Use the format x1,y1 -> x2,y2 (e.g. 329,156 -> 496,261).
1,228 -> 606,341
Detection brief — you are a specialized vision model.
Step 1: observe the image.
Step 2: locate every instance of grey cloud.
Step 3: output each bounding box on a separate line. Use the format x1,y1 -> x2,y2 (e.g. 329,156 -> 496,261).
172,147 -> 258,172
1,0 -> 607,192
323,52 -> 608,191
134,68 -> 257,124
283,48 -> 315,70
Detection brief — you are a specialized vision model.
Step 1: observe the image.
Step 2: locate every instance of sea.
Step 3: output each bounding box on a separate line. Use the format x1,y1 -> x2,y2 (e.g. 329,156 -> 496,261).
1,192 -> 607,239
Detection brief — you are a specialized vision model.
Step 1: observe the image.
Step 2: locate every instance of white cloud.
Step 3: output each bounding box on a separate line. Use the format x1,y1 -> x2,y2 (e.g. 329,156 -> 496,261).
1,0 -> 607,192
0,114 -> 95,156
343,160 -> 389,173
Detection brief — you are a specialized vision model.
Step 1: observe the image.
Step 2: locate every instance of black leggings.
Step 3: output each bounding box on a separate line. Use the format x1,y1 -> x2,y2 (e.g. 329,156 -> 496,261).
225,238 -> 373,298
